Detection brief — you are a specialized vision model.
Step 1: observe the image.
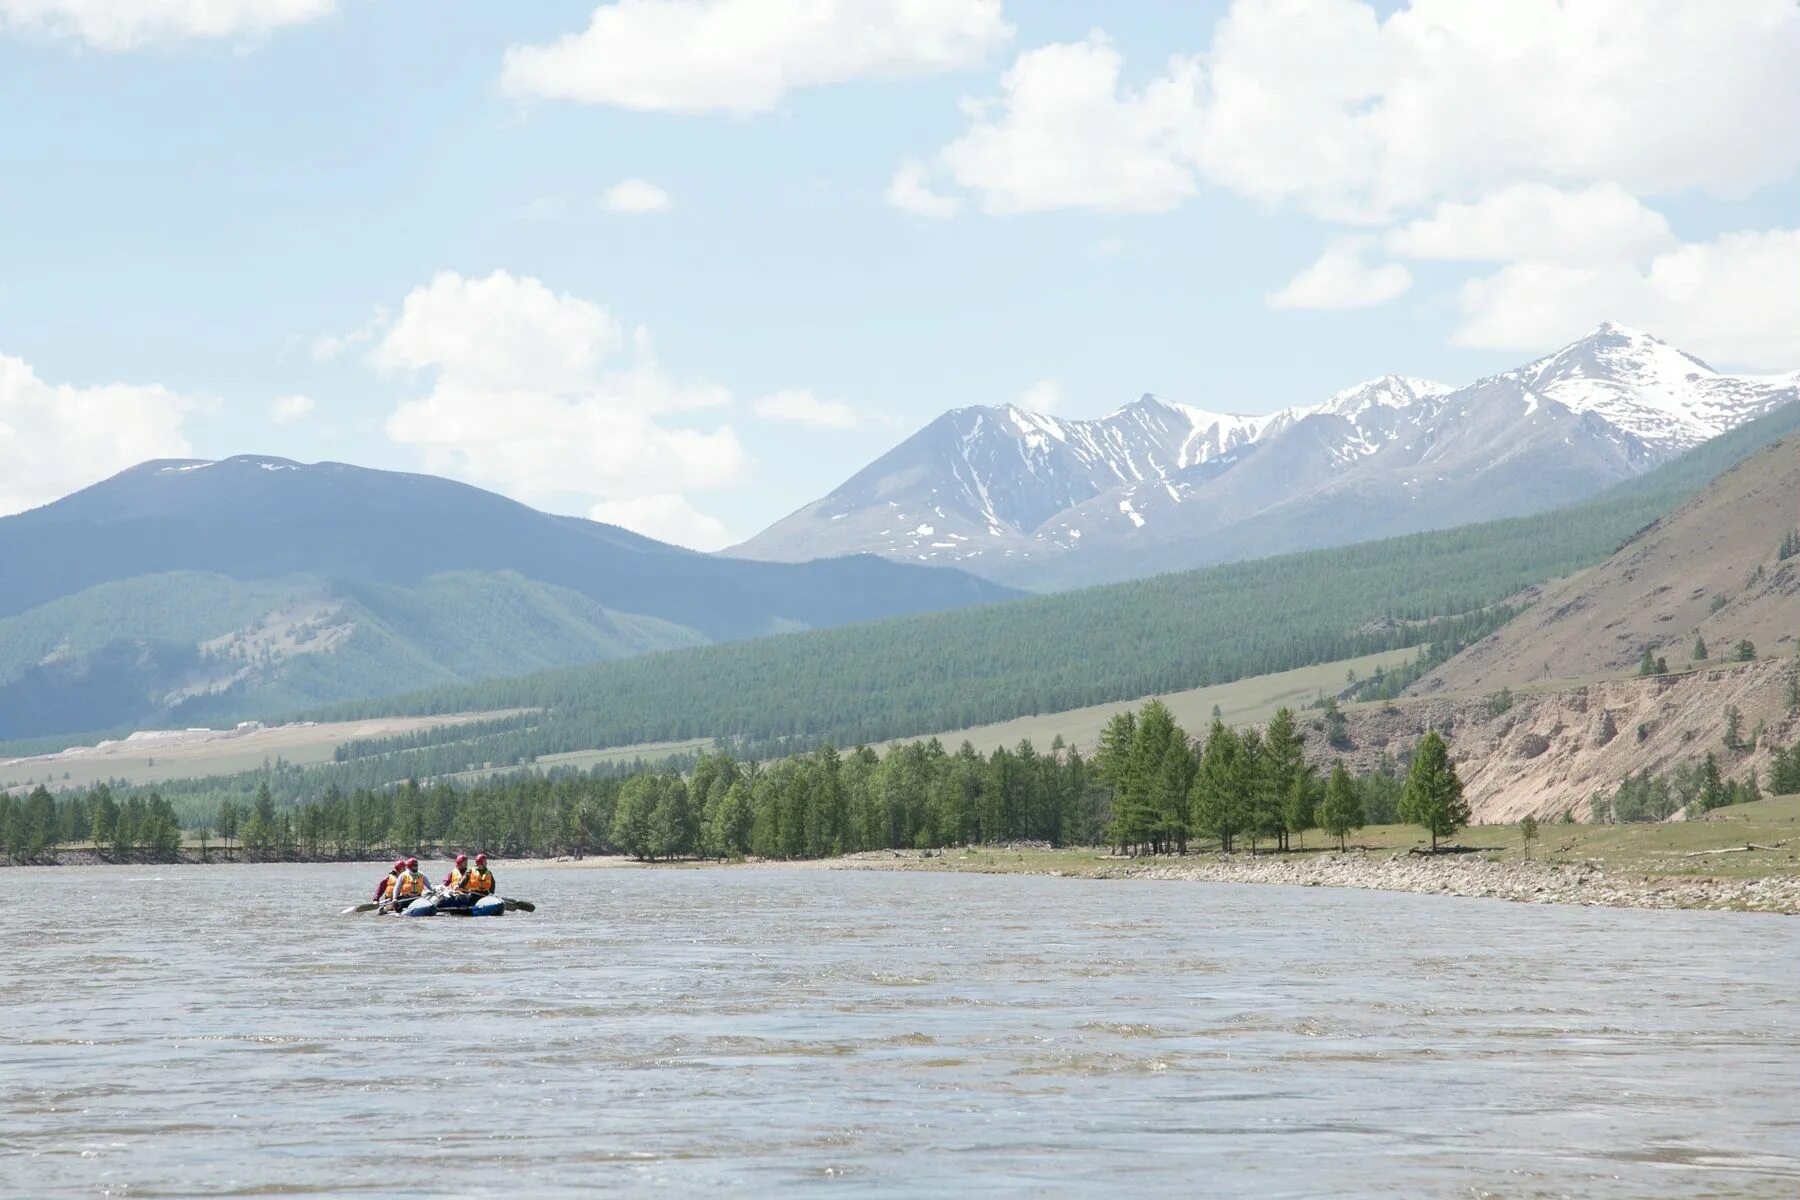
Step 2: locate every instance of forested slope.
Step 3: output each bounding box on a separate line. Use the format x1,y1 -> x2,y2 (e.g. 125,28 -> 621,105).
296,398 -> 1800,779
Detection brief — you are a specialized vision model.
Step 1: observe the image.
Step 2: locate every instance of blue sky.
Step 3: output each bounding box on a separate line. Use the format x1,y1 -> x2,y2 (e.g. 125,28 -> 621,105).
2,0 -> 1797,546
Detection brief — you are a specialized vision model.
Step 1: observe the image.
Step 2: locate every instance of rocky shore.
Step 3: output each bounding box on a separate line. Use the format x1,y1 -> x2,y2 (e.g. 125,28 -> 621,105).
819,847 -> 1800,914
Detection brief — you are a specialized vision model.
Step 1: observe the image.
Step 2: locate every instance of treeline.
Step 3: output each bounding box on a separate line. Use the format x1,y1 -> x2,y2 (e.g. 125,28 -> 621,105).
0,703 -> 1464,864
1596,754 -> 1764,823
1,783 -> 183,863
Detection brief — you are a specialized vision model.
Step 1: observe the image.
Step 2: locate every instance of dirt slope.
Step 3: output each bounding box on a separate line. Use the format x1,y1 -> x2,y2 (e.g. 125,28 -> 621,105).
1413,436 -> 1800,696
1319,660 -> 1794,822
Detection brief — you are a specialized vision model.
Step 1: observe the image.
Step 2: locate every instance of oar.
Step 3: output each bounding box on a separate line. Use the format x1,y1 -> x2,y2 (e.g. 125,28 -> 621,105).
502,897 -> 535,912
342,901 -> 381,914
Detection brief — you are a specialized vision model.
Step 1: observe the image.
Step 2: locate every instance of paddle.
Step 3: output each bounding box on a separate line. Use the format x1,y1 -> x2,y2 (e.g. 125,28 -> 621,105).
502,897 -> 535,913
342,901 -> 381,914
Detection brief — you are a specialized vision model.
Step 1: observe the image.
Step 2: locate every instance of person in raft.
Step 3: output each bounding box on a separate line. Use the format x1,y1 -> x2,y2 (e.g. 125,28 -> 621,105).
443,853 -> 470,891
373,860 -> 404,903
391,857 -> 431,909
463,853 -> 496,896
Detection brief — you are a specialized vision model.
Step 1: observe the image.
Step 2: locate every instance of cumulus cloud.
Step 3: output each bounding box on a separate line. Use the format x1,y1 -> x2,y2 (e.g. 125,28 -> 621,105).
589,493 -> 729,551
270,393 -> 315,423
894,3 -> 1800,359
885,160 -> 960,218
0,351 -> 197,514
374,270 -> 748,547
1268,239 -> 1412,310
904,1 -> 1800,220
936,34 -> 1204,215
1195,0 -> 1800,220
1452,228 -> 1800,370
500,0 -> 1012,114
752,389 -> 861,430
602,178 -> 672,213
1386,183 -> 1677,265
0,0 -> 334,50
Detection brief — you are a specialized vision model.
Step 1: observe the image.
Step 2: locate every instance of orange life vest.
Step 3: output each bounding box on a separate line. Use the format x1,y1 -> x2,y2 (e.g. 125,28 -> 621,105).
395,869 -> 426,899
464,866 -> 495,895
445,868 -> 468,890
376,876 -> 395,899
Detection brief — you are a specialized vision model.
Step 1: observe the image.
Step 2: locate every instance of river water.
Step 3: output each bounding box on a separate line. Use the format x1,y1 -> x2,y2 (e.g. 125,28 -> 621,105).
4,863 -> 1796,1197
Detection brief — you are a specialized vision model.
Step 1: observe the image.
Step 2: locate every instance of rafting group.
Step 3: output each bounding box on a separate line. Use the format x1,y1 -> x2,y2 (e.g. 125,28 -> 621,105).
351,852 -> 533,918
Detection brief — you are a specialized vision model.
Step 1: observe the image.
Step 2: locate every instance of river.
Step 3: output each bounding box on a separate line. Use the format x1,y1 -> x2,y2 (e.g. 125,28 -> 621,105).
4,862 -> 1796,1196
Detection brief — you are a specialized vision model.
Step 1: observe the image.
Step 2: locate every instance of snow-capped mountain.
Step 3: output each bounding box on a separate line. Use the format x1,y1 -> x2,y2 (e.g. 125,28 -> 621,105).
730,325 -> 1800,589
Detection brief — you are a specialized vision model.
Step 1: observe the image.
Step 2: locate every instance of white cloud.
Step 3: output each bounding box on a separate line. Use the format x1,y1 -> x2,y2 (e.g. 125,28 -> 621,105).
310,307 -> 388,362
374,271 -> 748,536
1018,380 -> 1062,413
1192,0 -> 1800,220
1386,183 -> 1676,265
602,178 -> 672,214
936,34 -> 1205,215
1452,228 -> 1800,369
270,393 -> 315,423
589,493 -> 729,551
375,271 -> 622,394
885,160 -> 960,218
0,0 -> 333,50
500,0 -> 1012,114
1268,239 -> 1412,310
0,351 -> 197,514
907,2 -> 1800,221
753,389 -> 860,430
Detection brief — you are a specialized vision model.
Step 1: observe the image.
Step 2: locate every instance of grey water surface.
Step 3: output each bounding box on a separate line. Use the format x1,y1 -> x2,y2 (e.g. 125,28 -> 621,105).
4,863 -> 1796,1197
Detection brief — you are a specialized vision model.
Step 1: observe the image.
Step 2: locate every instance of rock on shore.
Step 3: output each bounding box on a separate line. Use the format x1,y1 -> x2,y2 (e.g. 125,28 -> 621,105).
826,849 -> 1799,914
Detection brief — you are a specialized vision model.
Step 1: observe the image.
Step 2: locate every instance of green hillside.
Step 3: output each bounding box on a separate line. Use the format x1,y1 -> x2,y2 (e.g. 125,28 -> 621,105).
0,454 -> 1014,742
299,402 -> 1800,782
0,570 -> 707,741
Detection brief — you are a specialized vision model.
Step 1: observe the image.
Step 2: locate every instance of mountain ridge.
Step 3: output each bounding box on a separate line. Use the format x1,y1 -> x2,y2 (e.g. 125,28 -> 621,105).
0,455 -> 1016,739
731,325 -> 1799,589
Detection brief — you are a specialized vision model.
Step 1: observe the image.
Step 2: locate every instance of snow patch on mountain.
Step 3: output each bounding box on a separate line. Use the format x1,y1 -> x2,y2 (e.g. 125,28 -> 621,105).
732,325 -> 1800,584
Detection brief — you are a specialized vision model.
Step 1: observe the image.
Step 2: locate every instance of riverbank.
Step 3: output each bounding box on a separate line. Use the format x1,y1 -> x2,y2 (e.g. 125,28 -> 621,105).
793,845 -> 1798,913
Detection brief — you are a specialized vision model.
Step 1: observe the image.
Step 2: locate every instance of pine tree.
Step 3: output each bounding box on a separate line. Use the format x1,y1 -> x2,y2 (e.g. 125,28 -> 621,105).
1735,639 -> 1757,662
610,775 -> 657,860
708,779 -> 754,858
1692,634 -> 1707,661
1724,705 -> 1743,750
1638,647 -> 1658,677
1262,708 -> 1306,851
1696,753 -> 1726,813
1281,771 -> 1317,851
1190,721 -> 1247,853
1399,730 -> 1469,851
1124,701 -> 1188,854
1318,763 -> 1362,851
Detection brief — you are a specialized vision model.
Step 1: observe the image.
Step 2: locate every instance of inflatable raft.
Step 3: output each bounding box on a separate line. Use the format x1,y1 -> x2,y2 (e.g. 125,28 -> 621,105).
397,893 -> 505,918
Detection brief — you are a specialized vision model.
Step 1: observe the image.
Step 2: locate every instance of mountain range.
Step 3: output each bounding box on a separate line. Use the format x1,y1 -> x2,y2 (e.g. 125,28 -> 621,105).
0,457 -> 1013,740
731,324 -> 1800,590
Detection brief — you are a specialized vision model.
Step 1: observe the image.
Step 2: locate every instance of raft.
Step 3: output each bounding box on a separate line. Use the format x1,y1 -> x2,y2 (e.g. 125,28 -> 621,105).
392,893 -> 505,917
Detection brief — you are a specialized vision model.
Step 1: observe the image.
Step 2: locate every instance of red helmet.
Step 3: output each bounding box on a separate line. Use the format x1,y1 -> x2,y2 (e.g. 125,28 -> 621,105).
475,853 -> 487,864
455,853 -> 468,865
392,860 -> 405,871
407,857 -> 419,869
